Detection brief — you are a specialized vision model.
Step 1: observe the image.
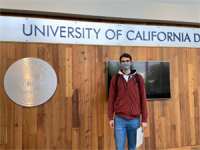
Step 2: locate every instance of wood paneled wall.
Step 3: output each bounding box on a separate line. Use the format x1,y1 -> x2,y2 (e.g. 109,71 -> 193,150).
0,43 -> 199,150
0,13 -> 200,150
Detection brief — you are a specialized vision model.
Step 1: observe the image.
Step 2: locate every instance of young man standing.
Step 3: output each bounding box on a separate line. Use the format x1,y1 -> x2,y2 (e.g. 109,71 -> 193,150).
108,53 -> 148,150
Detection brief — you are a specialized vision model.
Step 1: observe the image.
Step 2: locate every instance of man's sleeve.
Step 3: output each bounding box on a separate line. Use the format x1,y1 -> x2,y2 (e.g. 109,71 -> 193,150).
139,75 -> 148,123
108,75 -> 116,121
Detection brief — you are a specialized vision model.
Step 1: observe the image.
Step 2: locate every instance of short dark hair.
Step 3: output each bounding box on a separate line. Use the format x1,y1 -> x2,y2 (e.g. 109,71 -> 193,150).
119,53 -> 132,62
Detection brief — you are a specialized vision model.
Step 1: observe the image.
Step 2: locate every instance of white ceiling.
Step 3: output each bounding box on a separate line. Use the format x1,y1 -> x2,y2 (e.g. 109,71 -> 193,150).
145,0 -> 200,6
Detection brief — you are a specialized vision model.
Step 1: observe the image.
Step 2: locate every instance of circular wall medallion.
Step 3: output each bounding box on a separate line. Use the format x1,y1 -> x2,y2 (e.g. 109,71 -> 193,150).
4,57 -> 57,107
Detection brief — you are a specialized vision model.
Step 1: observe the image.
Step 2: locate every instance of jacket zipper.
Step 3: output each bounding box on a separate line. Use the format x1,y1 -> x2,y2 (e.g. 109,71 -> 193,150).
123,79 -> 125,93
127,75 -> 133,115
127,76 -> 130,114
120,74 -> 135,115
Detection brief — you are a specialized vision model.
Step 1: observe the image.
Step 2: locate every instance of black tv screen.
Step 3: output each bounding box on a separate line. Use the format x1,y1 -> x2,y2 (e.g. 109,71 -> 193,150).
106,61 -> 171,100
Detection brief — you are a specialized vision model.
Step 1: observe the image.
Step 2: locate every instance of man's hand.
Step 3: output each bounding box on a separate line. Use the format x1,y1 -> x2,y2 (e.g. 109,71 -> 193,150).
141,122 -> 147,133
109,120 -> 114,128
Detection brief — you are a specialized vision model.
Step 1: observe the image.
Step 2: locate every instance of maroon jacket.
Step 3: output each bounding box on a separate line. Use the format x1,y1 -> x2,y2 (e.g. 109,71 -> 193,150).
108,70 -> 148,122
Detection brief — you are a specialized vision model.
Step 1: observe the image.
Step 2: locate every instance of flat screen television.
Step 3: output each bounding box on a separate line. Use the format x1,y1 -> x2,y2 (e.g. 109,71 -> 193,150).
106,61 -> 171,100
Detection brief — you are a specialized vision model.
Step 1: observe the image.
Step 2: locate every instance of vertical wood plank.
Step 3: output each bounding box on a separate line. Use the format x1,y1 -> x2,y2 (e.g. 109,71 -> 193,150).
72,90 -> 79,128
183,49 -> 191,146
174,48 -> 181,147
84,46 -> 92,149
149,101 -> 156,149
14,104 -> 22,149
65,45 -> 73,149
78,45 -> 85,149
72,45 -> 80,89
0,43 -> 8,145
179,48 -> 186,147
57,44 -> 66,149
193,48 -> 200,145
51,85 -> 59,148
188,64 -> 196,145
51,44 -> 59,83
91,93 -> 98,150
7,108 -> 14,149
72,128 -> 79,150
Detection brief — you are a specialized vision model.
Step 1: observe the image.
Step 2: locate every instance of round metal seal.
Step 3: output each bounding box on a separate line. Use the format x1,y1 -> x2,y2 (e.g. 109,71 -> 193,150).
4,58 -> 57,107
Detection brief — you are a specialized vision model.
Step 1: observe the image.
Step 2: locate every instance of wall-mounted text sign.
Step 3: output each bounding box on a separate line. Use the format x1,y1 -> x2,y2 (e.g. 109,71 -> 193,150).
0,16 -> 199,48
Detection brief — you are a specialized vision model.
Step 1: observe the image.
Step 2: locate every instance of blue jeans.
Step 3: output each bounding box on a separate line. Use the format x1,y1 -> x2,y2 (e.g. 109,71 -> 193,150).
114,115 -> 140,150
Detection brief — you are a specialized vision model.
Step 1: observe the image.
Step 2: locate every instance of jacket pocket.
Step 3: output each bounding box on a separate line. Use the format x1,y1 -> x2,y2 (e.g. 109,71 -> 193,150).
130,94 -> 141,117
114,94 -> 127,114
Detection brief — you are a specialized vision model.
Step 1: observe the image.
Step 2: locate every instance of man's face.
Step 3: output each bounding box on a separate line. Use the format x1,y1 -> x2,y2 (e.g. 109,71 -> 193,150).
120,57 -> 132,66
